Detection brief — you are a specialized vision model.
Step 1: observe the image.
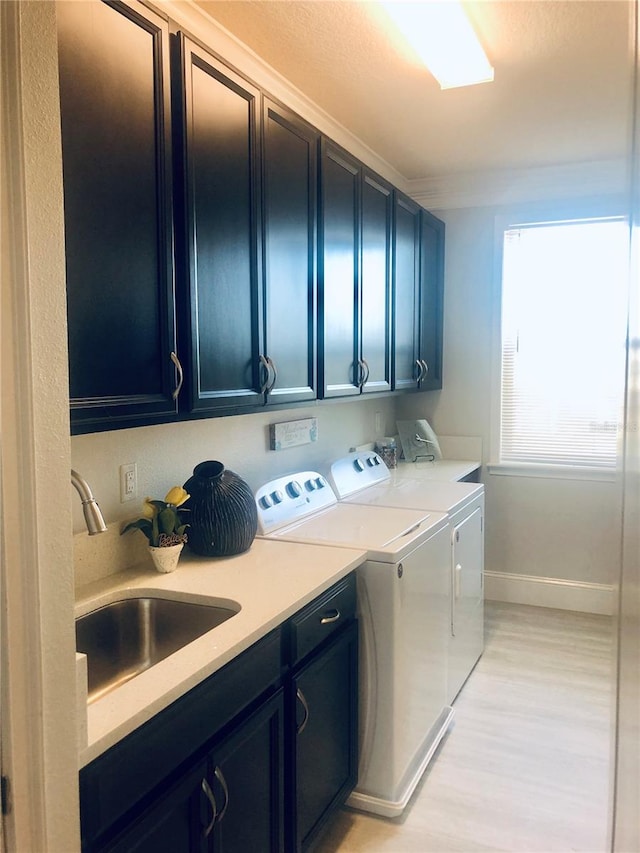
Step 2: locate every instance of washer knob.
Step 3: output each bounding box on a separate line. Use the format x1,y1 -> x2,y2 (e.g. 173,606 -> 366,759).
366,456 -> 375,467
305,478 -> 317,491
315,477 -> 325,489
271,490 -> 284,504
259,494 -> 273,509
286,481 -> 302,498
354,459 -> 365,472
373,456 -> 381,465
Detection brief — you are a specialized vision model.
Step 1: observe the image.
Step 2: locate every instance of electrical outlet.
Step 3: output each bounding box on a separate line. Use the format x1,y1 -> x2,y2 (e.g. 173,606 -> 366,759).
119,463 -> 137,503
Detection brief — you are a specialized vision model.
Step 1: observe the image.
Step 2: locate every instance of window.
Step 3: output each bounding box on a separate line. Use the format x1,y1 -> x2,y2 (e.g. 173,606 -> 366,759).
499,217 -> 629,470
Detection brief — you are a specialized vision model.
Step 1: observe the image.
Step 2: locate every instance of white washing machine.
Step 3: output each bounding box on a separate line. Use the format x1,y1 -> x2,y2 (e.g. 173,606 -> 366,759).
255,472 -> 454,818
329,451 -> 485,704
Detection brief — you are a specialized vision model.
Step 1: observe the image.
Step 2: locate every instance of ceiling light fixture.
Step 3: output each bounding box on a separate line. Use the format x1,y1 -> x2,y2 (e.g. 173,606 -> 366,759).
380,1 -> 494,90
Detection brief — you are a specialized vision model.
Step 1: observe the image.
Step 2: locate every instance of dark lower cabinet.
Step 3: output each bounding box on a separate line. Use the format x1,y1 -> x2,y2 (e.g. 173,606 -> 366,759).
207,692 -> 284,852
80,576 -> 358,853
102,760 -> 207,853
292,622 -> 359,852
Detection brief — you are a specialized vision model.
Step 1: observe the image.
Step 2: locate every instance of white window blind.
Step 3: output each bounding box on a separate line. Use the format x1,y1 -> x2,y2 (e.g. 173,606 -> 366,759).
500,218 -> 629,469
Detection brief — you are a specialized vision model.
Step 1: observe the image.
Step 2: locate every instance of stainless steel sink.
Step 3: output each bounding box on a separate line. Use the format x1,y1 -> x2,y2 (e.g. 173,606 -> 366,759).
76,596 -> 239,703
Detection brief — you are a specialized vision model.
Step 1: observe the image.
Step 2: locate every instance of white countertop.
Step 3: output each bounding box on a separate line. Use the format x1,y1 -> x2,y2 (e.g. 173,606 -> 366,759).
76,538 -> 366,768
393,459 -> 481,481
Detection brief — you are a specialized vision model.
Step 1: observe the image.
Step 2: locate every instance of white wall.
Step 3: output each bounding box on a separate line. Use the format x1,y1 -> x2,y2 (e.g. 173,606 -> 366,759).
71,398 -> 397,585
398,201 -> 624,610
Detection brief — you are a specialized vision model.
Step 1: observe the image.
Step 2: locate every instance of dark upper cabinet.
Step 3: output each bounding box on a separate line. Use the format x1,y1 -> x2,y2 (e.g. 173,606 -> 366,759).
58,0 -> 179,434
60,3 -> 444,434
319,141 -> 392,398
262,100 -> 319,405
360,171 -> 393,394
392,192 -> 421,390
319,142 -> 361,398
419,209 -> 445,391
175,34 -> 264,413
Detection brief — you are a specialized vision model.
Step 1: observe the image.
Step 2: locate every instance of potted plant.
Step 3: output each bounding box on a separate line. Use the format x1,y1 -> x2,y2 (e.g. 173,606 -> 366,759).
121,487 -> 190,573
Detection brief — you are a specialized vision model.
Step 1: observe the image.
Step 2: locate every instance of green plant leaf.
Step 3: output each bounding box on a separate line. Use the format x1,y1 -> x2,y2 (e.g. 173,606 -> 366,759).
120,519 -> 153,543
158,507 -> 176,535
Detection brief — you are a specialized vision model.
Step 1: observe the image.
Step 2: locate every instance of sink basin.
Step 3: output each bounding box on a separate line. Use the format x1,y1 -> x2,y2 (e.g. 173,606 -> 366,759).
76,596 -> 239,703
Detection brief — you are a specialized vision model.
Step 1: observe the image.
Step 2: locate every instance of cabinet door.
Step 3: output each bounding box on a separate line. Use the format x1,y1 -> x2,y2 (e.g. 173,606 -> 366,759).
293,622 -> 358,852
58,0 -> 178,434
177,35 -> 264,413
393,193 -> 421,390
210,690 -> 284,853
319,142 -> 361,398
360,172 -> 392,394
100,760 -> 207,853
419,210 -> 445,391
263,100 -> 318,405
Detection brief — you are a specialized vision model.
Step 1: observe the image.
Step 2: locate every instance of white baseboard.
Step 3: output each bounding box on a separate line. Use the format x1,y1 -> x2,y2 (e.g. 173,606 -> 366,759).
484,570 -> 614,616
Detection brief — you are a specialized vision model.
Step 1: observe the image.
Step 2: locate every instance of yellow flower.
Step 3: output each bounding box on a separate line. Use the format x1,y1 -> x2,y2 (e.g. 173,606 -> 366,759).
164,486 -> 190,507
141,497 -> 157,519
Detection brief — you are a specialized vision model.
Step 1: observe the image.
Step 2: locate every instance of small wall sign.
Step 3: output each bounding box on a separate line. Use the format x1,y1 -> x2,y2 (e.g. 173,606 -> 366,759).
269,417 -> 318,451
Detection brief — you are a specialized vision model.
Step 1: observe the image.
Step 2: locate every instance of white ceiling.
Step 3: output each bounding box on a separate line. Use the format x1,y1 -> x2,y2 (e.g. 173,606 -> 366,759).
193,0 -> 633,182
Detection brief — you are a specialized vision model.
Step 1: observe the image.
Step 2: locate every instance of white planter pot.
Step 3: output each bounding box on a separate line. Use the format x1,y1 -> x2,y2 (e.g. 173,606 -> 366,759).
148,542 -> 184,574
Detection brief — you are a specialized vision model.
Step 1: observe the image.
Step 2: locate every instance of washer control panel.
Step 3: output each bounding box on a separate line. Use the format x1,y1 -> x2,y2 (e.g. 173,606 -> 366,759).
255,471 -> 337,534
330,451 -> 391,498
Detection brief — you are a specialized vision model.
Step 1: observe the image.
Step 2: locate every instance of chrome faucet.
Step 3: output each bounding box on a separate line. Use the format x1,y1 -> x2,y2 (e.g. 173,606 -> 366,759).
71,470 -> 107,535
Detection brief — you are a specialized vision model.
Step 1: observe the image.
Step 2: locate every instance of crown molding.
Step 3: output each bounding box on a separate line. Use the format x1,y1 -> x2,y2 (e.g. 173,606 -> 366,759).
153,0 -> 407,190
406,159 -> 629,210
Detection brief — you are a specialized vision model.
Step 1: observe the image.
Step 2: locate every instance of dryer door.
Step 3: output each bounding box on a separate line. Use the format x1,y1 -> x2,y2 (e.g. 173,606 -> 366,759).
449,505 -> 484,702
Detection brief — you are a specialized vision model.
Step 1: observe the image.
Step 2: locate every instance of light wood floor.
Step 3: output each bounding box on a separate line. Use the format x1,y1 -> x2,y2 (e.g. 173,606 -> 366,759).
316,601 -> 614,853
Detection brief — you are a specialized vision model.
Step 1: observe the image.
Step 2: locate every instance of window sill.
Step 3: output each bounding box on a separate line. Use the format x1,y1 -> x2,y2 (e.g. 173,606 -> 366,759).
486,462 -> 618,483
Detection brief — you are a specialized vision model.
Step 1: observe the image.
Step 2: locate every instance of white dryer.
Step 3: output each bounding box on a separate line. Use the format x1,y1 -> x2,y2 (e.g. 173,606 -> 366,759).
255,472 -> 453,818
329,451 -> 485,704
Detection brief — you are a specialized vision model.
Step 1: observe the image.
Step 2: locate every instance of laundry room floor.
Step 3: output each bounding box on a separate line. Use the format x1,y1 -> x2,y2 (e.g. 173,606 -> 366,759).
315,601 -> 613,853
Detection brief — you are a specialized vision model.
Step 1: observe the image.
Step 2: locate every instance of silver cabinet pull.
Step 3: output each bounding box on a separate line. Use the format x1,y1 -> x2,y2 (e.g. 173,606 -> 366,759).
361,358 -> 370,387
266,356 -> 277,393
201,777 -> 217,838
421,359 -> 429,380
414,359 -> 424,382
296,687 -> 310,735
356,359 -> 365,389
170,351 -> 184,400
259,354 -> 270,394
454,563 -> 462,599
320,609 -> 340,625
214,766 -> 229,822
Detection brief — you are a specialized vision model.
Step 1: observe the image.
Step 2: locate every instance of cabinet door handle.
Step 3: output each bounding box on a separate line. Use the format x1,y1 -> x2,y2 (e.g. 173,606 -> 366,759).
170,351 -> 184,400
414,359 -> 424,382
259,354 -> 270,394
454,563 -> 462,599
421,359 -> 429,380
296,687 -> 310,735
214,766 -> 229,822
355,359 -> 364,389
320,609 -> 340,625
201,777 -> 217,838
361,358 -> 370,387
266,356 -> 277,393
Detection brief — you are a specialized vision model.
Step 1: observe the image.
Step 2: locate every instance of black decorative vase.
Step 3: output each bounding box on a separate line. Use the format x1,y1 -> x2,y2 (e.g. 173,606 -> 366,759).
183,461 -> 258,557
